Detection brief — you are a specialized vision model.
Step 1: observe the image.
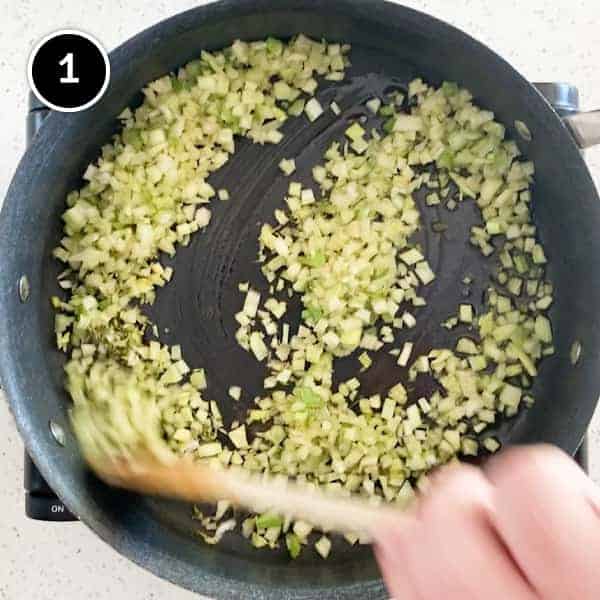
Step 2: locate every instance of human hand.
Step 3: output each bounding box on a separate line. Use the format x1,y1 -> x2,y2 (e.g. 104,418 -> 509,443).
374,445 -> 600,600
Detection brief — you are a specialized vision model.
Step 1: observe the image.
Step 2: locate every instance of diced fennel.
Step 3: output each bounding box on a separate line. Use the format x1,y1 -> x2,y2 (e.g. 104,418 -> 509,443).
256,513 -> 283,529
397,342 -> 414,367
358,352 -> 372,371
293,520 -> 313,540
243,289 -> 261,318
426,192 -> 440,206
400,248 -> 424,265
215,500 -> 231,520
190,369 -> 207,390
415,261 -> 435,285
305,98 -> 324,122
461,438 -> 479,456
499,384 -> 521,409
344,532 -> 359,546
279,158 -> 296,176
442,316 -> 458,330
62,59 -> 555,560
286,533 -> 302,558
365,97 -> 381,114
534,315 -> 552,343
456,338 -> 478,355
197,442 -> 222,458
315,536 -> 332,559
345,122 -> 365,141
459,304 -> 473,323
250,331 -> 269,361
483,437 -> 501,453
228,386 -> 242,401
228,425 -> 248,449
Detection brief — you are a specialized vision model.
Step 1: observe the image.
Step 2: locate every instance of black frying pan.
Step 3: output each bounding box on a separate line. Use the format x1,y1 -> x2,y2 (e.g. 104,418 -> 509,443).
2,1 -> 600,598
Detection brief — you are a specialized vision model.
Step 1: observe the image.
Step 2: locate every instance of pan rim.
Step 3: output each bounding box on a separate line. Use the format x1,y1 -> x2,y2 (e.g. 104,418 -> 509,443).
1,0 -> 598,598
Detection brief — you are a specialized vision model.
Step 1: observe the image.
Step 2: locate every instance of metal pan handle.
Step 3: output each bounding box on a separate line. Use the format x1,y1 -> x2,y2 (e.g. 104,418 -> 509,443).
534,82 -> 600,149
563,111 -> 600,149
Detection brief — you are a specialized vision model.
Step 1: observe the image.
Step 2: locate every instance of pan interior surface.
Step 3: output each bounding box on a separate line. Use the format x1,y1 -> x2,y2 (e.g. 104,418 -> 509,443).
3,2 -> 600,598
133,43 -> 496,576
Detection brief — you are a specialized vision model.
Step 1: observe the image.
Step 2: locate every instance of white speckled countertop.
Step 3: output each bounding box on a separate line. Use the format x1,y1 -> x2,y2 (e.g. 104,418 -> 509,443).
1,1 -> 600,598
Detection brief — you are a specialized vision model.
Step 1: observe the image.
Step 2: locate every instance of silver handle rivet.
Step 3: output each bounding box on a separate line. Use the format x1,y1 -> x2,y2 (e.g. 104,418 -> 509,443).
49,420 -> 66,446
570,340 -> 582,366
18,275 -> 30,302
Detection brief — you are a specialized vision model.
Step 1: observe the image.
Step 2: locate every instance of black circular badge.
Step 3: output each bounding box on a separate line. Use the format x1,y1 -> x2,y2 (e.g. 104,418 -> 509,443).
28,30 -> 110,113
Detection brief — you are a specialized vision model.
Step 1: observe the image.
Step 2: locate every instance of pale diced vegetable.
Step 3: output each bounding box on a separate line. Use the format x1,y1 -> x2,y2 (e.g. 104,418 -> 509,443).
279,158 -> 297,176
315,536 -> 332,558
305,98 -> 324,122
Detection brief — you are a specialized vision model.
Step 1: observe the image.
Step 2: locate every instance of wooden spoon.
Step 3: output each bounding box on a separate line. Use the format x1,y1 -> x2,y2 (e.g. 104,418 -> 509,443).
88,450 -> 400,539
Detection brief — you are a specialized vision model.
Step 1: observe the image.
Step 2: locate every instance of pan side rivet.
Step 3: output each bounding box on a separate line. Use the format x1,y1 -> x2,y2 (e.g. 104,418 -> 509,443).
514,119 -> 532,142
49,420 -> 66,446
570,340 -> 582,366
18,275 -> 30,302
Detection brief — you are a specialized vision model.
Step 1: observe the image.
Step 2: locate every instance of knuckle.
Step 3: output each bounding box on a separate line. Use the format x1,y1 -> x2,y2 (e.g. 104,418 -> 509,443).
423,463 -> 493,516
488,444 -> 575,493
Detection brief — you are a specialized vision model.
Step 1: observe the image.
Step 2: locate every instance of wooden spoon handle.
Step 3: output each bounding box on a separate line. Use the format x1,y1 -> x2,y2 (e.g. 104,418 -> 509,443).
213,467 -> 400,538
94,455 -> 401,538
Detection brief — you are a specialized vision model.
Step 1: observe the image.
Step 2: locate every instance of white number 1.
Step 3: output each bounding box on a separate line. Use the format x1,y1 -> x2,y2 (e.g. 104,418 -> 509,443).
59,53 -> 79,84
